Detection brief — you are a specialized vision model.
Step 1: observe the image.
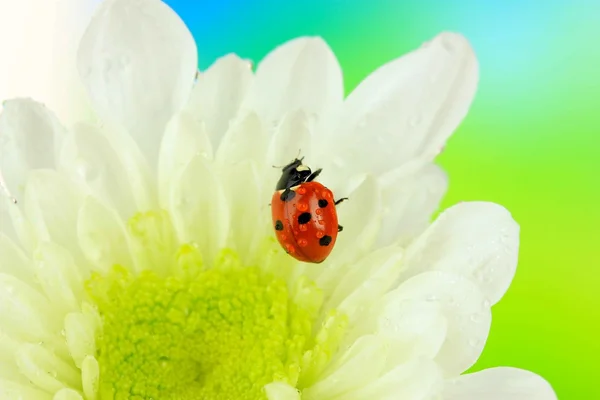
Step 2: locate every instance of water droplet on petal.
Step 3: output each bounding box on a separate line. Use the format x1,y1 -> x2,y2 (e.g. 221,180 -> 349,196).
408,114 -> 423,127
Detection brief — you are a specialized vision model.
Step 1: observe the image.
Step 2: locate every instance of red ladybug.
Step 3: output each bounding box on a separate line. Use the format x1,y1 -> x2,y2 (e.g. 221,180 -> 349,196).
271,158 -> 347,263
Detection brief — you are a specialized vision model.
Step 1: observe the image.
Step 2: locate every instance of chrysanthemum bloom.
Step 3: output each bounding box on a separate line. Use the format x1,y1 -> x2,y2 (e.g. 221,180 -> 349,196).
0,0 -> 557,399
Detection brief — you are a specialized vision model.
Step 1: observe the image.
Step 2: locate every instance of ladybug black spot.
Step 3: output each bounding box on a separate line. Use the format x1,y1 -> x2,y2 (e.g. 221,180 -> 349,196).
319,235 -> 332,246
280,189 -> 296,202
298,212 -> 311,224
318,199 -> 328,208
275,220 -> 284,231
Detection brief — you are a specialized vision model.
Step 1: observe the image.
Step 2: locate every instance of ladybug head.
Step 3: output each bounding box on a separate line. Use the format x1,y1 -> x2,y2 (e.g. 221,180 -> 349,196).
275,158 -> 312,190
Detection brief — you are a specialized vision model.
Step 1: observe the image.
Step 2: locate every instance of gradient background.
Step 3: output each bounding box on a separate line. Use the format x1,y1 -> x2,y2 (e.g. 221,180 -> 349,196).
166,1 -> 597,398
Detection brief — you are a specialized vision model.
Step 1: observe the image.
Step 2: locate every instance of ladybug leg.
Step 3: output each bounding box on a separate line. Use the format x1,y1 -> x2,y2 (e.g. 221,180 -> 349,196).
338,225 -> 344,232
306,168 -> 323,182
334,197 -> 348,206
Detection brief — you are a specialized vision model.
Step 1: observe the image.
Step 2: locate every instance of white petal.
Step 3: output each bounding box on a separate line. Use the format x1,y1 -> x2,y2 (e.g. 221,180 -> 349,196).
384,271 -> 491,376
169,155 -> 229,264
0,233 -> 36,285
215,111 -> 268,167
377,163 -> 448,247
77,0 -> 197,163
0,193 -> 17,241
16,343 -> 80,393
324,246 -> 404,323
266,110 -> 313,169
186,54 -> 253,148
220,161 -> 267,262
32,242 -> 84,314
158,112 -> 213,207
320,32 -> 478,178
0,273 -> 60,341
404,201 -> 519,305
265,382 -> 301,400
244,37 -> 343,123
95,123 -> 157,211
0,196 -> 36,252
77,196 -> 133,273
23,170 -> 87,265
376,301 -> 447,367
54,389 -> 83,400
443,367 -> 557,400
341,357 -> 443,400
303,335 -> 387,399
0,0 -> 98,125
325,175 -> 382,265
0,378 -> 51,400
58,123 -> 137,219
0,98 -> 66,202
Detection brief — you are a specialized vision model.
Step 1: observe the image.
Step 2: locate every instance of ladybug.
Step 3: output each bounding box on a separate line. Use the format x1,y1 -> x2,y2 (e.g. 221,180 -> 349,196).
271,158 -> 347,263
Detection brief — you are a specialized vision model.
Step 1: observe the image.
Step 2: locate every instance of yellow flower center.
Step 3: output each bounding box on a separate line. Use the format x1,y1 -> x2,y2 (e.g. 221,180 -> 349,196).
85,211 -> 348,399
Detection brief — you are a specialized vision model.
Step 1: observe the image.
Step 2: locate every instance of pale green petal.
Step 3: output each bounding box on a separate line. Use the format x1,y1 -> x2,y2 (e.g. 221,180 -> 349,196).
0,378 -> 51,400
53,388 -> 83,400
16,343 -> 80,393
0,330 -> 29,384
127,209 -> 178,275
64,313 -> 97,369
81,356 -> 99,400
265,382 -> 302,400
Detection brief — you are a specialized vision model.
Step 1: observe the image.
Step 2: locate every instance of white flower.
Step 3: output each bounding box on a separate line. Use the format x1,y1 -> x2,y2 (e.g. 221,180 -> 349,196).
0,0 -> 557,399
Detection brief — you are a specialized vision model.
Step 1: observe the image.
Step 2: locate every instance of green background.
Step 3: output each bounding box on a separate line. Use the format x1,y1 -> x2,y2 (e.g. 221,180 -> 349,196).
166,0 -> 599,397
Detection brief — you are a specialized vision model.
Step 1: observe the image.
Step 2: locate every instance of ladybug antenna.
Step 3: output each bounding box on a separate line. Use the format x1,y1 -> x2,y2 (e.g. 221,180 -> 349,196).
271,150 -> 304,169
